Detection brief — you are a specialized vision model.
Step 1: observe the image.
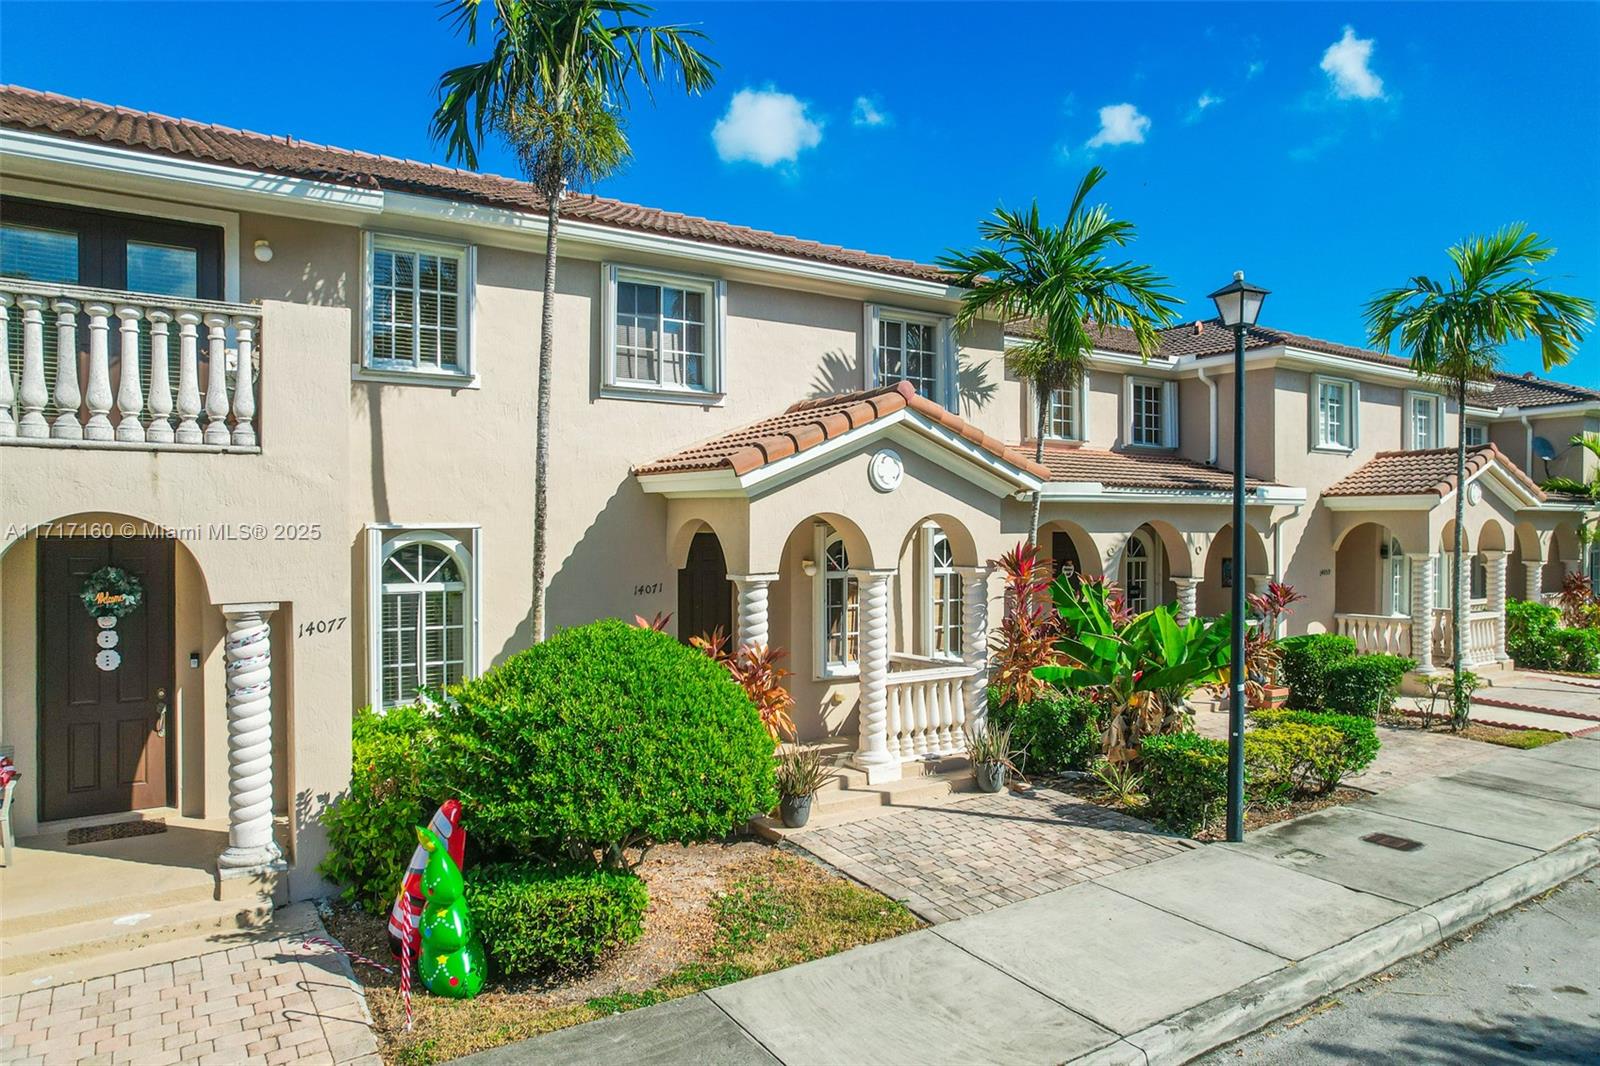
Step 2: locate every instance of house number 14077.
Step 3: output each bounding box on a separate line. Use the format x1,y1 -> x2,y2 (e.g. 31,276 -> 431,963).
298,617 -> 347,638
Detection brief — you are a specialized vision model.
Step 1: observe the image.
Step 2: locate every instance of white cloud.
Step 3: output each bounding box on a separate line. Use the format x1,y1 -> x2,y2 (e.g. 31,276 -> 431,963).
852,96 -> 890,128
1320,26 -> 1385,100
1246,59 -> 1266,79
1085,103 -> 1151,148
1187,92 -> 1223,123
712,88 -> 823,166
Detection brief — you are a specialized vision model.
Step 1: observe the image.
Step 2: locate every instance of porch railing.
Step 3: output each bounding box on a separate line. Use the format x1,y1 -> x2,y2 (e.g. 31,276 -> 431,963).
1432,608 -> 1500,665
1335,613 -> 1413,656
1,278 -> 262,451
885,659 -> 978,760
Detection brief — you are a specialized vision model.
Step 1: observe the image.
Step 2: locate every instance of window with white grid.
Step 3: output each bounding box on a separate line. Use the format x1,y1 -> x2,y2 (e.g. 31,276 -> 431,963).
1316,377 -> 1354,449
821,530 -> 860,672
1046,380 -> 1081,440
928,529 -> 964,660
604,265 -> 722,397
379,539 -> 469,707
366,235 -> 470,377
1409,393 -> 1441,449
1130,379 -> 1166,447
877,314 -> 940,400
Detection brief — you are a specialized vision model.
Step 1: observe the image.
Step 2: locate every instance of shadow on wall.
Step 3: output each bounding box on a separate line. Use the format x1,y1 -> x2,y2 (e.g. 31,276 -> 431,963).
810,348 -> 860,398
958,353 -> 997,417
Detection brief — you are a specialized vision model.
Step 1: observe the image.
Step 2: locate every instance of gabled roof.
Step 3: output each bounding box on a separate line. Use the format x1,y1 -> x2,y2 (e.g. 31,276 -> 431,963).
634,381 -> 1049,480
0,85 -> 954,286
1033,444 -> 1272,492
1323,444 -> 1546,502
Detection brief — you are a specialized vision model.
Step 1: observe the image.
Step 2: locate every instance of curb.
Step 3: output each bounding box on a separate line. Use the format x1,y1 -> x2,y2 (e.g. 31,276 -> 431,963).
1067,835 -> 1600,1066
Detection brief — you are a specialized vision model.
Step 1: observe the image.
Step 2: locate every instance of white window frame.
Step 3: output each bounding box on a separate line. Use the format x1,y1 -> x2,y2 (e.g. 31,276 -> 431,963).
1406,391 -> 1443,449
864,303 -> 956,410
921,525 -> 965,661
1380,532 -> 1408,616
600,262 -> 726,403
1125,376 -> 1177,449
364,524 -> 482,710
1312,375 -> 1358,452
1037,375 -> 1087,441
1464,421 -> 1488,448
359,231 -> 477,387
812,524 -> 861,680
1122,529 -> 1160,613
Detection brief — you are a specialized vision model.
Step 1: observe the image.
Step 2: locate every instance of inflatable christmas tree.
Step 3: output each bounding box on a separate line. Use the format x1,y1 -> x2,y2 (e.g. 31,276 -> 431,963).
415,826 -> 487,999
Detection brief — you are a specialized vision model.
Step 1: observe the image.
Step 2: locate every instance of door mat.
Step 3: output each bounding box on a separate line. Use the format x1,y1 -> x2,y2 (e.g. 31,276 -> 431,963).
67,819 -> 168,845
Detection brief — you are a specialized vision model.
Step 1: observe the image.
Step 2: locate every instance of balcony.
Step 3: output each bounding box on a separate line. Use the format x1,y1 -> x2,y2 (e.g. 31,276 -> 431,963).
1,279 -> 261,453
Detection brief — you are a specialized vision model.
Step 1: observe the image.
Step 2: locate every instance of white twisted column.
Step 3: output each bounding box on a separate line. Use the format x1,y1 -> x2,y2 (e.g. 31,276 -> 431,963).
1171,576 -> 1201,624
850,569 -> 899,782
218,603 -> 283,874
958,566 -> 993,734
729,573 -> 778,650
1523,559 -> 1544,603
1408,553 -> 1436,673
1484,550 -> 1509,662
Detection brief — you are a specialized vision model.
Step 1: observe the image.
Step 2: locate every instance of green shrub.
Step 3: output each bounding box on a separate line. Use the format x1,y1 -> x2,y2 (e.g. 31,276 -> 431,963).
319,704 -> 450,914
1278,634 -> 1357,710
467,862 -> 648,976
1506,600 -> 1565,669
1254,709 -> 1380,785
1244,722 -> 1345,800
1139,732 -> 1227,834
1555,626 -> 1600,673
1323,654 -> 1414,718
435,620 -> 777,866
989,688 -> 1103,773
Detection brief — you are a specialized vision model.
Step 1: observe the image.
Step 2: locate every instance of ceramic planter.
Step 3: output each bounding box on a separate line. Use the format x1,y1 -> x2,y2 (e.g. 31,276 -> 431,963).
974,762 -> 1007,793
779,793 -> 814,828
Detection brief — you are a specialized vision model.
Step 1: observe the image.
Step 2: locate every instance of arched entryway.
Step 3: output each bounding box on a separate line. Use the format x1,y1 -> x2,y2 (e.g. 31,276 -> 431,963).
676,528 -> 732,645
1197,522 -> 1271,618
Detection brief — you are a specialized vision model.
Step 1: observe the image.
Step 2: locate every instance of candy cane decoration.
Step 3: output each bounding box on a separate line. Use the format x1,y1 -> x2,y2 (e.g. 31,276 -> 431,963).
400,906 -> 414,1031
301,935 -> 411,1032
300,937 -> 394,975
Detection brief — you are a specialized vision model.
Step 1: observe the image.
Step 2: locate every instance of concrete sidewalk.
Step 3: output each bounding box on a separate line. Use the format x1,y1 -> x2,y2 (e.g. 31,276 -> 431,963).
459,733 -> 1600,1066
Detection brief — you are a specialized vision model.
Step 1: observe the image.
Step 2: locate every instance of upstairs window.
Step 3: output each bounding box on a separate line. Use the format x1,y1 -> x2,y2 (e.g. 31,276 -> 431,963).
603,264 -> 724,399
1127,377 -> 1176,448
1044,378 -> 1084,441
866,305 -> 951,407
1315,376 -> 1355,450
1464,422 -> 1488,447
1408,392 -> 1442,449
364,233 -> 473,381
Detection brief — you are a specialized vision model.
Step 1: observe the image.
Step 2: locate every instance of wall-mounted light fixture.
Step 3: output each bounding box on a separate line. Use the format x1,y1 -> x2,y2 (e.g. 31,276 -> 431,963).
253,239 -> 274,263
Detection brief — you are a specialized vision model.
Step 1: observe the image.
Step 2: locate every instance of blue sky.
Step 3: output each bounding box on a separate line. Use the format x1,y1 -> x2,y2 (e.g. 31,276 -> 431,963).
3,1 -> 1597,383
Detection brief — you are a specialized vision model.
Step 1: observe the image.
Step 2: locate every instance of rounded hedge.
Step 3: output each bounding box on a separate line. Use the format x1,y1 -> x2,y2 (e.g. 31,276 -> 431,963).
1323,654 -> 1413,718
1278,634 -> 1357,710
990,689 -> 1103,773
435,620 -> 777,865
467,862 -> 648,976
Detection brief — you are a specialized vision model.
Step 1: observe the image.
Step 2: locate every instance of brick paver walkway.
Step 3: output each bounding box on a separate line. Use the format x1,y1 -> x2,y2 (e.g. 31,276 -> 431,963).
0,936 -> 380,1066
792,785 -> 1196,923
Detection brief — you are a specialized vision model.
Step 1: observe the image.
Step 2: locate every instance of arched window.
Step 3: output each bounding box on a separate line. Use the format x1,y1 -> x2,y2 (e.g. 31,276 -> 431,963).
821,529 -> 859,672
379,534 -> 471,707
1383,535 -> 1409,616
1123,532 -> 1153,614
927,528 -> 964,660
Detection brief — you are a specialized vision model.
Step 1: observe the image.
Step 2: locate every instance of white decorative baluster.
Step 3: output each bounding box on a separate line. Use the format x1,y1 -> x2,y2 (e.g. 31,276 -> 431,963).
16,295 -> 48,438
936,679 -> 955,753
82,302 -> 114,441
730,573 -> 777,650
217,604 -> 283,876
175,312 -> 202,444
912,681 -> 930,756
145,311 -> 174,443
50,300 -> 81,440
850,569 -> 898,781
231,315 -> 256,447
203,314 -> 230,445
884,686 -> 902,760
1408,553 -> 1435,673
959,567 -> 992,734
114,305 -> 145,443
0,295 -> 13,438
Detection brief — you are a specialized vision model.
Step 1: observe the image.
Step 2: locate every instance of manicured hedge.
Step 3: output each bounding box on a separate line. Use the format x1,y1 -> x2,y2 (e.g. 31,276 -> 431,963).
1254,709 -> 1380,785
1505,600 -> 1599,672
467,862 -> 648,976
989,688 -> 1103,773
1324,654 -> 1414,718
1277,634 -> 1358,710
1244,721 -> 1345,801
1139,732 -> 1228,834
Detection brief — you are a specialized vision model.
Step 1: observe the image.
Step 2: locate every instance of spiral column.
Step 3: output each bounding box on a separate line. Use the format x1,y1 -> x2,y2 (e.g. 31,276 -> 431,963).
218,603 -> 283,874
958,566 -> 992,734
1407,553 -> 1436,674
1484,550 -> 1509,662
1523,559 -> 1544,603
850,569 -> 898,781
730,573 -> 778,650
1170,577 -> 1201,625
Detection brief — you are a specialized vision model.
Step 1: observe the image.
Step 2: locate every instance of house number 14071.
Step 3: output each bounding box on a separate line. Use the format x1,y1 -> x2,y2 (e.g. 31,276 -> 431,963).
633,582 -> 663,596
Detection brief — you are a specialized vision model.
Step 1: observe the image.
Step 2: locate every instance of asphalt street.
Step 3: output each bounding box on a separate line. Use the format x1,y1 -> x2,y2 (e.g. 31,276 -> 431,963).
1199,869 -> 1600,1064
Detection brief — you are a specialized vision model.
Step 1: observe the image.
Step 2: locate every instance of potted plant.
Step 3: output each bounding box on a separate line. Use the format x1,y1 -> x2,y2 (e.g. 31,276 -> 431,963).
775,745 -> 829,828
965,722 -> 1018,793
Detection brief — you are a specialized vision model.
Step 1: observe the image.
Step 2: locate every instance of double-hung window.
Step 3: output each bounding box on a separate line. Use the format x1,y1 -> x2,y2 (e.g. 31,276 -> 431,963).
926,528 -> 964,660
1408,392 -> 1442,449
364,233 -> 473,381
817,526 -> 860,676
865,305 -> 952,407
1315,376 -> 1356,450
1127,377 -> 1174,448
602,264 -> 724,398
1464,422 -> 1488,447
1044,377 -> 1084,441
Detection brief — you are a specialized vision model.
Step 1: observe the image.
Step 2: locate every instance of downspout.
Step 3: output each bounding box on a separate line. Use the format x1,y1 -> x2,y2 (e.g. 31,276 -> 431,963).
1518,413 -> 1533,471
1271,504 -> 1301,636
1198,365 -> 1219,464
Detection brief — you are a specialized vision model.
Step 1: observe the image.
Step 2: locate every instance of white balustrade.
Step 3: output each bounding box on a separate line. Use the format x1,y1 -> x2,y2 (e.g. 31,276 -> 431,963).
1335,613 -> 1414,655
0,278 -> 263,452
885,661 -> 978,760
1429,608 -> 1501,666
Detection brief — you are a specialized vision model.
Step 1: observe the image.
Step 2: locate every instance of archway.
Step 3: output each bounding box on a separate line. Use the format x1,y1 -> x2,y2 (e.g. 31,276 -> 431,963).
895,515 -> 980,663
1116,525 -> 1169,614
1038,518 -> 1101,584
1197,522 -> 1272,618
676,525 -> 732,646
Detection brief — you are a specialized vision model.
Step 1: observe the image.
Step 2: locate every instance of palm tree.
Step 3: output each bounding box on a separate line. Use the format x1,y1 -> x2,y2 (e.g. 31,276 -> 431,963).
1365,225 -> 1593,726
938,167 -> 1180,545
432,0 -> 716,640
1542,432 -> 1600,501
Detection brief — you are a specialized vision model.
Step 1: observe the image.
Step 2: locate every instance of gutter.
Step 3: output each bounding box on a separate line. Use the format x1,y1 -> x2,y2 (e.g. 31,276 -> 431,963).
1197,365 -> 1219,464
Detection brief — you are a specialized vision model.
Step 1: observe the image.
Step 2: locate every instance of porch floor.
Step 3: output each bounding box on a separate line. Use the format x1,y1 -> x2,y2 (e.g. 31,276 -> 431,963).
1,824 -> 224,928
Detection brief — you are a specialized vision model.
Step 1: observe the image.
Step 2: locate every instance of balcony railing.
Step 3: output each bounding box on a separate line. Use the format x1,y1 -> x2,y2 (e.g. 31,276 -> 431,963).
1,279 -> 262,452
1432,607 -> 1500,665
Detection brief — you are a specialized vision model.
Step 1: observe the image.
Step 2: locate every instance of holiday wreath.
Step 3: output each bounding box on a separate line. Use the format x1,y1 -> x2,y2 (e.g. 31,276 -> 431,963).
80,566 -> 144,618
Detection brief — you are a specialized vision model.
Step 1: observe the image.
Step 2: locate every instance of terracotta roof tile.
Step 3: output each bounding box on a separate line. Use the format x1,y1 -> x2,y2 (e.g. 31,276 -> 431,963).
1484,372 -> 1600,408
0,85 -> 956,286
1323,443 -> 1546,501
634,381 -> 1048,480
1032,444 -> 1271,492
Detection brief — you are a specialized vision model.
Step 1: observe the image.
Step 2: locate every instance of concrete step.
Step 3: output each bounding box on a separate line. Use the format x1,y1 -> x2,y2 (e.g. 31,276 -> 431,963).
753,758 -> 981,840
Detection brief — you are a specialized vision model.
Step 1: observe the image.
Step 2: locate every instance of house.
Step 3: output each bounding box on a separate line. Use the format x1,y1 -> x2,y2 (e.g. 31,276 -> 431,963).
0,87 -> 1595,902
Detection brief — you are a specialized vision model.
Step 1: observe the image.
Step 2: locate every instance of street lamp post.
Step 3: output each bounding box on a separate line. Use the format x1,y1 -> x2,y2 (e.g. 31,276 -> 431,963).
1207,270 -> 1269,844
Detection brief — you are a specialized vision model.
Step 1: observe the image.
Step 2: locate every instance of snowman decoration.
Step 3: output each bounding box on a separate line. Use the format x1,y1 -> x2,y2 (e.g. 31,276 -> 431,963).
80,566 -> 144,672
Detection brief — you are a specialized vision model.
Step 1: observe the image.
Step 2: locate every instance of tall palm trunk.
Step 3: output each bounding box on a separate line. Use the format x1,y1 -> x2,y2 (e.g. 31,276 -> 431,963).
1028,387 -> 1049,547
530,186 -> 564,642
1450,377 -> 1467,727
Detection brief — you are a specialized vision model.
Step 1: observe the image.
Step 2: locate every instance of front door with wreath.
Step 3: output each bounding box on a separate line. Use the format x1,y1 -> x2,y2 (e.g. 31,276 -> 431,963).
39,537 -> 175,820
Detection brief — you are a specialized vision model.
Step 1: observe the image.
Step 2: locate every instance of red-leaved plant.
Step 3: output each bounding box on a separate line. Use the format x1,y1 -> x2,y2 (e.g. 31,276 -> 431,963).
1555,572 -> 1600,630
692,627 -> 798,741
988,543 -> 1060,707
1240,582 -> 1306,707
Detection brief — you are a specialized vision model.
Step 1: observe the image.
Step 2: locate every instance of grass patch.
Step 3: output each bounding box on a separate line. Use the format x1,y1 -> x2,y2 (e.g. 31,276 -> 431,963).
1463,725 -> 1568,749
331,847 -> 917,1064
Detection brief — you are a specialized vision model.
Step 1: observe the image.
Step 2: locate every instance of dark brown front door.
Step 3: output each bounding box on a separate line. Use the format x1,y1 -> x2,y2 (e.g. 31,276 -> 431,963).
678,532 -> 732,646
39,537 -> 174,821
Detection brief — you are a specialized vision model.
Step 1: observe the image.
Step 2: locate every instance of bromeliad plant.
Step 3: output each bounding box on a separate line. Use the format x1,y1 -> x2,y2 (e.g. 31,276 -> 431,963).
1037,578 -> 1231,762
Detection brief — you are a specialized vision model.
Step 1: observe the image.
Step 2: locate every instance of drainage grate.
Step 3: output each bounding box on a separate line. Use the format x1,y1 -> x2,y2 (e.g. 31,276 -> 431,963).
1361,831 -> 1423,852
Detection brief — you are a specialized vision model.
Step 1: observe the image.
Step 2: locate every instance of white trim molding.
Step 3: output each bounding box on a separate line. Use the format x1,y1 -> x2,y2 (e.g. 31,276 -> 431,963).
1311,374 -> 1359,452
865,303 -> 956,411
358,231 -> 478,387
600,261 -> 727,403
363,523 -> 483,710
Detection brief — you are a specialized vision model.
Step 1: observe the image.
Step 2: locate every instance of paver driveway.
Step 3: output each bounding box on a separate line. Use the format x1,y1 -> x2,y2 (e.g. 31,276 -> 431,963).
790,784 -> 1195,923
